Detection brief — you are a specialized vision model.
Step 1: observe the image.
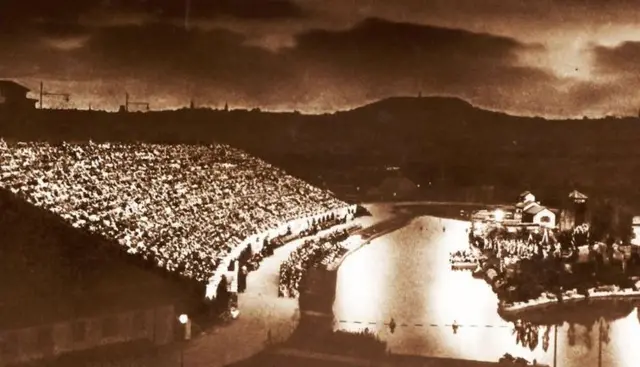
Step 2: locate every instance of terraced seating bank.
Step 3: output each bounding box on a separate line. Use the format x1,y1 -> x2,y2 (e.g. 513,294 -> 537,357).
0,140 -> 356,299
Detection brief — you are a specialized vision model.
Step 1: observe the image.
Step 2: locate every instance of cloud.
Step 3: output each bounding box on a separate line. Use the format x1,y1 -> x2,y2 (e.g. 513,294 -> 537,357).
117,0 -> 306,21
572,41 -> 640,116
294,0 -> 640,34
183,0 -> 305,20
286,18 -> 555,110
0,15 -> 624,117
42,17 -> 556,113
0,0 -> 304,28
592,41 -> 640,76
293,17 -> 536,82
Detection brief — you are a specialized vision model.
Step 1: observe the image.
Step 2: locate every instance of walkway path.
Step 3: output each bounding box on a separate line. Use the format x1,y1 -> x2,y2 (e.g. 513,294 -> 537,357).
181,203 -> 455,366
181,220 -> 364,367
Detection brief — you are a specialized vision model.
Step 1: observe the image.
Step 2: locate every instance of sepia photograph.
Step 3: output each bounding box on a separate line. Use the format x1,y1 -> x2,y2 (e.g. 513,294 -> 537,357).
2,1 -> 640,366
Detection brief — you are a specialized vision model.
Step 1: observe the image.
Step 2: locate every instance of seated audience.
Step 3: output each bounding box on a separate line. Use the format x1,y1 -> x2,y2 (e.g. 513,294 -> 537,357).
0,140 -> 347,283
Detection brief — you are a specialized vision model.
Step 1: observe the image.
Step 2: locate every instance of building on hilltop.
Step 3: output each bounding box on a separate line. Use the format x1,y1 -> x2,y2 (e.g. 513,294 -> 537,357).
518,191 -> 536,204
0,80 -> 37,112
568,190 -> 588,225
522,203 -> 556,227
472,191 -> 557,230
632,216 -> 640,246
517,192 -> 556,228
559,190 -> 589,230
0,189 -> 199,366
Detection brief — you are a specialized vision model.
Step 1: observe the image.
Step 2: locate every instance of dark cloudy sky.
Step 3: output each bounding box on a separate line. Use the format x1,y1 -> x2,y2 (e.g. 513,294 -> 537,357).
2,0 -> 640,117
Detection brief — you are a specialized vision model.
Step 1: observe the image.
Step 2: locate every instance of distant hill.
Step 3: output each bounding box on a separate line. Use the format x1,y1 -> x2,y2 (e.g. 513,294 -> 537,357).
1,96 -> 640,208
348,95 -> 475,114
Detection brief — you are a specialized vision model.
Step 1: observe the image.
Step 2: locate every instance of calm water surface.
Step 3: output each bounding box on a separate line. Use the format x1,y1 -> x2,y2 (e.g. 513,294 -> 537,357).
333,214 -> 640,367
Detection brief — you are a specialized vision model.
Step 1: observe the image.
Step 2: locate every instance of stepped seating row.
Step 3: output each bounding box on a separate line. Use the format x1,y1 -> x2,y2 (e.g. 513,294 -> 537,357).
0,140 -> 347,283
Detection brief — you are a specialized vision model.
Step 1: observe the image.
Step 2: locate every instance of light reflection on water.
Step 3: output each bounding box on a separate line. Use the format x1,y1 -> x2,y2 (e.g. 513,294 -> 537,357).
332,215 -> 640,367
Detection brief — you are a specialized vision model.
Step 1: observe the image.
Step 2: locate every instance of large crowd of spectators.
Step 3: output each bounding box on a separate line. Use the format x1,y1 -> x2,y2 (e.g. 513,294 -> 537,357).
0,140 -> 347,282
278,226 -> 357,298
487,238 -> 547,266
472,227 -> 562,265
449,249 -> 477,264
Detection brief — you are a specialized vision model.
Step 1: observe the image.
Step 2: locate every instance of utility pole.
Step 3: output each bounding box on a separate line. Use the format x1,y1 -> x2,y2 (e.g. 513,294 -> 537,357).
553,323 -> 557,367
39,81 -> 70,109
185,0 -> 191,31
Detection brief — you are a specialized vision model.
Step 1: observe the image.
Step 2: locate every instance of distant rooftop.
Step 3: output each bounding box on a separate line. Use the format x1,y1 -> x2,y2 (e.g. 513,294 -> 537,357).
524,204 -> 549,215
568,190 -> 588,200
0,80 -> 31,92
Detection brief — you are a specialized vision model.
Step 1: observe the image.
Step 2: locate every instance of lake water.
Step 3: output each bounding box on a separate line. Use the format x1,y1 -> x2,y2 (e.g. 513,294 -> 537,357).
332,212 -> 640,367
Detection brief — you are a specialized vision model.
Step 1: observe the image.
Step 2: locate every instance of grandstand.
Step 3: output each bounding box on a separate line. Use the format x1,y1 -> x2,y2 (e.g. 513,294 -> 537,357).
0,139 -> 352,365
0,140 -> 347,281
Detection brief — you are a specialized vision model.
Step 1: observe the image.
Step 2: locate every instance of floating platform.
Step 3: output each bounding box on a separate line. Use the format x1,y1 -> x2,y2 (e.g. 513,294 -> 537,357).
499,289 -> 640,315
450,262 -> 478,270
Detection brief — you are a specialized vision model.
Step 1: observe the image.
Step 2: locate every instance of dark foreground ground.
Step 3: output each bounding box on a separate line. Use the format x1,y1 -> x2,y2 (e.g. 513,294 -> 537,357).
228,348 -> 509,367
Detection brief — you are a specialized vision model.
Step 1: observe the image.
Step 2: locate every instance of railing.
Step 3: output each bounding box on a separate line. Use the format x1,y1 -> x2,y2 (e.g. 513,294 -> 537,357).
205,204 -> 357,299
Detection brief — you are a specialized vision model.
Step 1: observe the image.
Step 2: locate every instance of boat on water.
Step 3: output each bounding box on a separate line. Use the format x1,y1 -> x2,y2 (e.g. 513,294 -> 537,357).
450,262 -> 477,270
498,353 -> 549,366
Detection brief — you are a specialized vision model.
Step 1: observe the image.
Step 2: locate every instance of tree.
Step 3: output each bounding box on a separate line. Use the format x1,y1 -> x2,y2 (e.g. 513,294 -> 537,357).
590,201 -> 614,242
589,199 -> 632,244
516,227 -> 529,241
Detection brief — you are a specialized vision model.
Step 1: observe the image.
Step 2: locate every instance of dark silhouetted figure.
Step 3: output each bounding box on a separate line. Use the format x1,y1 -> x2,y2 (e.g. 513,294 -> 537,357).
389,318 -> 396,334
452,320 -> 459,334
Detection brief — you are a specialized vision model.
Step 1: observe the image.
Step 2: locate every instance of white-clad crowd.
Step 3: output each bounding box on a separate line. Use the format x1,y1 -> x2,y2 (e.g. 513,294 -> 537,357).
0,140 -> 346,282
278,226 -> 356,298
449,249 -> 477,264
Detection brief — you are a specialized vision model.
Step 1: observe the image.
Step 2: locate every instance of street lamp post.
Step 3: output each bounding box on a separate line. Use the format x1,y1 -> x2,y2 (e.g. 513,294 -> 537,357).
494,209 -> 505,223
553,323 -> 558,367
178,314 -> 190,367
